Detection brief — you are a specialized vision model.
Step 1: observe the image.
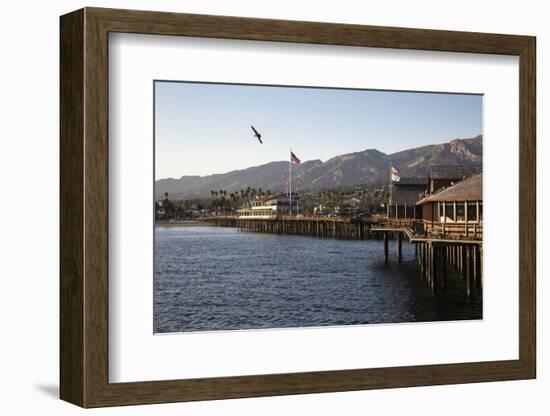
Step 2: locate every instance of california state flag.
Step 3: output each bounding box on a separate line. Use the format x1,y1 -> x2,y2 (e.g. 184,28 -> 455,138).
391,166 -> 400,182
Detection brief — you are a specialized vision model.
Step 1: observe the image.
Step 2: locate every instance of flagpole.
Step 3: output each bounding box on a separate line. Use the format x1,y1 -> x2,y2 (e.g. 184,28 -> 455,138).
388,160 -> 392,214
289,148 -> 292,216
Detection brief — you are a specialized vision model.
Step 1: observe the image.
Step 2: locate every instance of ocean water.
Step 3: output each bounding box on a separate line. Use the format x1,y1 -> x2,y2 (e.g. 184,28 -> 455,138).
154,226 -> 482,333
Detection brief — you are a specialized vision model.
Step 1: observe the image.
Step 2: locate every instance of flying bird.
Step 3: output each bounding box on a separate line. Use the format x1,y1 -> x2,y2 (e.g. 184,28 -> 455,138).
250,125 -> 263,144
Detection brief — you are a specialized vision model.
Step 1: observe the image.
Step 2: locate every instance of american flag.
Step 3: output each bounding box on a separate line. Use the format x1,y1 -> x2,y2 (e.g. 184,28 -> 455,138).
391,165 -> 400,182
291,151 -> 301,164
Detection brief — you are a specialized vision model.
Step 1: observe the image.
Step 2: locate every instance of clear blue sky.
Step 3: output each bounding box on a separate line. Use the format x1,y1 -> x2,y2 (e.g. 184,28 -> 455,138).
155,81 -> 482,179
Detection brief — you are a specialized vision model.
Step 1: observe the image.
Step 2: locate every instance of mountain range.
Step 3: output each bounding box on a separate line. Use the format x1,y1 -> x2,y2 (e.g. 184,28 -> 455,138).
156,134 -> 482,199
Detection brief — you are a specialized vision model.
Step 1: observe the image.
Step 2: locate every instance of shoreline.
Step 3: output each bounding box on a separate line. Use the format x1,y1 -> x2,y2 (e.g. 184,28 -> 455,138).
155,220 -> 211,227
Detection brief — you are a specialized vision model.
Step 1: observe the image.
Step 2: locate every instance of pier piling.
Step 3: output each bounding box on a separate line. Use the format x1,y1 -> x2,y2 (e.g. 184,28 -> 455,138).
397,233 -> 402,261
384,233 -> 389,264
466,246 -> 472,298
429,243 -> 436,291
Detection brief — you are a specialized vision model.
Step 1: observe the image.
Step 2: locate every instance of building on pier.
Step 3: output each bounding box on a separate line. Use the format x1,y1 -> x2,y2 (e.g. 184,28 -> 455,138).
427,165 -> 479,194
237,194 -> 301,219
387,177 -> 427,222
416,173 -> 482,239
385,165 -> 481,224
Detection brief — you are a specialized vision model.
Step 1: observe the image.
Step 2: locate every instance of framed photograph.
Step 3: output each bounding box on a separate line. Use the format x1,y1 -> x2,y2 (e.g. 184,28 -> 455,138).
60,7 -> 536,407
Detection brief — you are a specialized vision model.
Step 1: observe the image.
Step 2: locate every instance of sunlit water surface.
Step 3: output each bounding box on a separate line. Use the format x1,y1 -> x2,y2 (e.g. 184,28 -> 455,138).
154,226 -> 482,333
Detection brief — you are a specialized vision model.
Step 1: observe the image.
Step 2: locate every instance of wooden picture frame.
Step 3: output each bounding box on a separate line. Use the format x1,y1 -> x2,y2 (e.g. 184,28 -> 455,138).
60,7 -> 536,408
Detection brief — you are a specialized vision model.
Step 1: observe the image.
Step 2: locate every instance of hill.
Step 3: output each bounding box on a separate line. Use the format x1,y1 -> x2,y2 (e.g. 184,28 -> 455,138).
155,135 -> 482,199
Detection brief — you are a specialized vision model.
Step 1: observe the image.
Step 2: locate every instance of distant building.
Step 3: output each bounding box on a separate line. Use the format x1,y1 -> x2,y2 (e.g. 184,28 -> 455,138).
416,173 -> 482,239
427,165 -> 479,194
387,177 -> 427,220
313,204 -> 328,216
341,197 -> 361,207
155,202 -> 166,220
337,197 -> 361,215
237,194 -> 301,219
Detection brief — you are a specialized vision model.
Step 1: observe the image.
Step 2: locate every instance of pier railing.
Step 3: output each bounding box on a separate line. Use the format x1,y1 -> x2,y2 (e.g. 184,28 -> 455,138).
421,221 -> 483,240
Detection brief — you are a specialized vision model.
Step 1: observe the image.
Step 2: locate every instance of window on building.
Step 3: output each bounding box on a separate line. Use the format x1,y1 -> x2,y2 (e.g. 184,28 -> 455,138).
467,201 -> 477,221
456,202 -> 465,222
397,205 -> 405,218
445,202 -> 454,221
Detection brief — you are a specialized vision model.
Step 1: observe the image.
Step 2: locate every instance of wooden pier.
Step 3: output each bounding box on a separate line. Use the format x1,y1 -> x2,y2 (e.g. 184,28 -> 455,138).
372,225 -> 482,298
202,216 -> 382,240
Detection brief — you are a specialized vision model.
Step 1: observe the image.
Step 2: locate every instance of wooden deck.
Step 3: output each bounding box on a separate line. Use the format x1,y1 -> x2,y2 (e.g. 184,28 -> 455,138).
371,225 -> 482,297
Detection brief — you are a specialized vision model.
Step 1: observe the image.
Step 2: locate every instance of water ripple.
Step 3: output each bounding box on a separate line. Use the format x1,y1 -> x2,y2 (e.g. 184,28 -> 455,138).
154,226 -> 482,333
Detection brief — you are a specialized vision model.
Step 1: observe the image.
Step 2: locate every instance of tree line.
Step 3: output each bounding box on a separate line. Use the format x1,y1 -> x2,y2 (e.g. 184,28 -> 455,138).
156,185 -> 389,220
